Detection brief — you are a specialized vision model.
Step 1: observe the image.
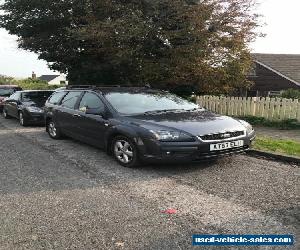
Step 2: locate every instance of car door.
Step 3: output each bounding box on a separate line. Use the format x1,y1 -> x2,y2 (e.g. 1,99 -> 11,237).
74,92 -> 108,148
6,92 -> 21,118
56,91 -> 83,137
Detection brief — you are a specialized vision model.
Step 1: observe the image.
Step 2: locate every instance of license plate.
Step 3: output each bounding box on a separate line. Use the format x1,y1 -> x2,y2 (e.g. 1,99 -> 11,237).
210,140 -> 244,151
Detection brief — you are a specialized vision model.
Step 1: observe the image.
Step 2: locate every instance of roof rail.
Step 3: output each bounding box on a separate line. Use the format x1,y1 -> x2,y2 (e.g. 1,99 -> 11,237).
66,84 -> 151,89
67,85 -> 123,89
66,85 -> 96,89
94,85 -> 122,88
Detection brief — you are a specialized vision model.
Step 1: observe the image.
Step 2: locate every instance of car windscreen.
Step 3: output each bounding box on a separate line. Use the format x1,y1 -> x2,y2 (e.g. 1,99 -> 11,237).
104,92 -> 198,115
21,92 -> 53,106
0,88 -> 15,97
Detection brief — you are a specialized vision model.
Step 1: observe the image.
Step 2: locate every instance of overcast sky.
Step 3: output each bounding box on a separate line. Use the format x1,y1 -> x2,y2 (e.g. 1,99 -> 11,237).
0,0 -> 299,78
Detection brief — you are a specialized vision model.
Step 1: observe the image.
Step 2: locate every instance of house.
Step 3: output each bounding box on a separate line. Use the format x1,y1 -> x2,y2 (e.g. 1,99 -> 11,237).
247,53 -> 300,97
38,74 -> 68,86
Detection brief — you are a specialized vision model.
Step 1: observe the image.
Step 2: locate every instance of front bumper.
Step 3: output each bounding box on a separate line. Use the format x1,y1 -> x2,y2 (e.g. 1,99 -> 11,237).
139,132 -> 256,163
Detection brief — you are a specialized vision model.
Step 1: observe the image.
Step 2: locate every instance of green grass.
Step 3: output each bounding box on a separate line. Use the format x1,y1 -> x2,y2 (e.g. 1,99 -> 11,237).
237,116 -> 300,130
253,136 -> 300,157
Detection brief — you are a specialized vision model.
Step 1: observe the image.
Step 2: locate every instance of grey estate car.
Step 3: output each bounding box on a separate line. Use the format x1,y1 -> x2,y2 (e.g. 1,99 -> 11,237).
44,86 -> 256,167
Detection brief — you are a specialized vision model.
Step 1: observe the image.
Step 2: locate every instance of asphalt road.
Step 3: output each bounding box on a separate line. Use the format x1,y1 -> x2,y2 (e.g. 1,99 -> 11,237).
0,116 -> 299,250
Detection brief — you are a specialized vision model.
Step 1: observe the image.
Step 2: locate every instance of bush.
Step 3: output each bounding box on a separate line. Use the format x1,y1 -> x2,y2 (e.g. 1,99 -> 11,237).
17,78 -> 64,90
281,89 -> 300,99
0,75 -> 17,85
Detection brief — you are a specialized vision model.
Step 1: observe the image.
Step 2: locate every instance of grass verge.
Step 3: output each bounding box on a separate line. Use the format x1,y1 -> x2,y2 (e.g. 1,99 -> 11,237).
237,116 -> 300,130
253,136 -> 300,157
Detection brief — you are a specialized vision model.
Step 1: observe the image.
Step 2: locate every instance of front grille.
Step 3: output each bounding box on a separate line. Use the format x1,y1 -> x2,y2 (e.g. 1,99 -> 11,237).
199,131 -> 245,141
193,146 -> 249,160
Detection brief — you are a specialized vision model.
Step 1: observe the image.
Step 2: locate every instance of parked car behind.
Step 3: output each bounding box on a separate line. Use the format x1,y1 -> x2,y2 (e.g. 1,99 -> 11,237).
2,90 -> 53,126
44,86 -> 255,167
0,85 -> 22,112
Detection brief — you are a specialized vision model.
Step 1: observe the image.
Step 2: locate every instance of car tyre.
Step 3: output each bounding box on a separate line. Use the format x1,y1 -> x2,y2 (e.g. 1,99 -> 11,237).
19,112 -> 28,126
112,135 -> 140,168
47,120 -> 62,139
3,109 -> 10,119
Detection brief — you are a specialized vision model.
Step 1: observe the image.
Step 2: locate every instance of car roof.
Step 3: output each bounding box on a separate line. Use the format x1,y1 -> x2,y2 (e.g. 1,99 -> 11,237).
63,85 -> 161,94
16,90 -> 54,93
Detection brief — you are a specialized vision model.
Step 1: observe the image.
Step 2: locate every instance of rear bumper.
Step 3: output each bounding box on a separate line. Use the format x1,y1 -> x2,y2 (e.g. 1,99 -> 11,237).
23,112 -> 45,125
139,132 -> 256,163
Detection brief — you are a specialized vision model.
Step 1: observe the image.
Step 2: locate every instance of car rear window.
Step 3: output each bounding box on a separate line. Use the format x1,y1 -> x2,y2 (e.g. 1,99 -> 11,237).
22,91 -> 53,103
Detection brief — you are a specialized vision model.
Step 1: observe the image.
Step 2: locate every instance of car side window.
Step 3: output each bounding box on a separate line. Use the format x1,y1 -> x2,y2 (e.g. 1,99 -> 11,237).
79,92 -> 105,111
48,91 -> 67,105
60,91 -> 82,109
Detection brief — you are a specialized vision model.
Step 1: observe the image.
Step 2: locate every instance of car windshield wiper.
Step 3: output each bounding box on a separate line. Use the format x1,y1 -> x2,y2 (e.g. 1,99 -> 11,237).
143,109 -> 186,115
186,107 -> 203,112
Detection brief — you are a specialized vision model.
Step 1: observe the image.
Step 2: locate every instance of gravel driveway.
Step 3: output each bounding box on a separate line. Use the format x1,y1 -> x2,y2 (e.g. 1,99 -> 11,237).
0,116 -> 299,249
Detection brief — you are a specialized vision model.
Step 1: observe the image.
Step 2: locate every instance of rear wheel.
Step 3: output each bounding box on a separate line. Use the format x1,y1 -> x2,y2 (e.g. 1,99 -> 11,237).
112,136 -> 140,168
19,112 -> 28,126
47,120 -> 62,139
3,109 -> 10,119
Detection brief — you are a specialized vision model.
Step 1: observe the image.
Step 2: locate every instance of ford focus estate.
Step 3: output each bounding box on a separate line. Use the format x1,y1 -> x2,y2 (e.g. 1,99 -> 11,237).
44,86 -> 255,167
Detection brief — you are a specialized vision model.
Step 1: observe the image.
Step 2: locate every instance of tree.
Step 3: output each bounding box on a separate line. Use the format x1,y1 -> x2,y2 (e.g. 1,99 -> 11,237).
0,0 -> 261,94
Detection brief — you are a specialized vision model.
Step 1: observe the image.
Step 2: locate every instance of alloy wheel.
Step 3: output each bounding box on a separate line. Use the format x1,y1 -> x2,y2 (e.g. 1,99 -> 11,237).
114,139 -> 134,164
3,109 -> 7,118
19,112 -> 24,126
48,122 -> 57,137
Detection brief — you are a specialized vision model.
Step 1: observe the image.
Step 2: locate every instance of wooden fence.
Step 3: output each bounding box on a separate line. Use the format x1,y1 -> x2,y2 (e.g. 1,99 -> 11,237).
197,96 -> 300,122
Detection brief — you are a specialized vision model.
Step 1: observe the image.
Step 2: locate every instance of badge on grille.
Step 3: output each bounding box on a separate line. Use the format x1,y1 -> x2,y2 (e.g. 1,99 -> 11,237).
221,133 -> 231,139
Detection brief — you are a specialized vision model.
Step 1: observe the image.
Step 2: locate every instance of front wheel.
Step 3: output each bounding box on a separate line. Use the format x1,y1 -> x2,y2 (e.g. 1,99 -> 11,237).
112,136 -> 140,168
3,108 -> 10,119
47,120 -> 62,139
19,112 -> 28,126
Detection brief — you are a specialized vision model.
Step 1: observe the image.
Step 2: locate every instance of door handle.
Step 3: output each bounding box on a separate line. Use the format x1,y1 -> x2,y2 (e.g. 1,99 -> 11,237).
73,114 -> 81,118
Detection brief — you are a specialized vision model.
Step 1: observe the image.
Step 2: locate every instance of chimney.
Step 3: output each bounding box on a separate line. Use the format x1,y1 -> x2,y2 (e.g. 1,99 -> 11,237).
32,71 -> 37,79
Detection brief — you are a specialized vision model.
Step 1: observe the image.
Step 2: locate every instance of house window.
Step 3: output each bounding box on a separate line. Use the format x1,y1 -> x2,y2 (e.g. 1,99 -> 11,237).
268,91 -> 282,97
60,81 -> 66,85
248,64 -> 257,77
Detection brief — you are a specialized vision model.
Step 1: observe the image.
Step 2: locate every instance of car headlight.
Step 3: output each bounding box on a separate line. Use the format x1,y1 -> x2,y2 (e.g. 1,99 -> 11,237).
26,107 -> 44,113
150,130 -> 195,142
239,120 -> 254,134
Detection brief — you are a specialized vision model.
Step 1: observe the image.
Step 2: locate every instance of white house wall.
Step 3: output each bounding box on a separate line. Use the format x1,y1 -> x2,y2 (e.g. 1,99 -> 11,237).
48,75 -> 68,86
